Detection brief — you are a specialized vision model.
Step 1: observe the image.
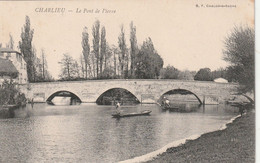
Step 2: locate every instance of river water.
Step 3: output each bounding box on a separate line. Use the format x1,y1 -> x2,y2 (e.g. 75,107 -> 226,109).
0,103 -> 239,162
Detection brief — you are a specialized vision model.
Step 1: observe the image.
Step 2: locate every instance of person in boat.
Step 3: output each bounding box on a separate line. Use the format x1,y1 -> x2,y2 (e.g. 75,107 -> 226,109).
239,107 -> 244,116
30,98 -> 34,109
162,97 -> 166,106
238,104 -> 247,116
115,102 -> 121,114
165,99 -> 170,107
162,97 -> 170,107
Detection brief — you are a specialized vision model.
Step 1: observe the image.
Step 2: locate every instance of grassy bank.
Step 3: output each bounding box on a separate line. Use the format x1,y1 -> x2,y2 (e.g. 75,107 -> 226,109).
147,111 -> 255,163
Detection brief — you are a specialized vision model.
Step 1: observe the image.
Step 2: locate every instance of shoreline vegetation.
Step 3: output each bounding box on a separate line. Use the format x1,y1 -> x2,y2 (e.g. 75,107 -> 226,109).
0,80 -> 27,118
144,110 -> 255,163
0,104 -> 26,118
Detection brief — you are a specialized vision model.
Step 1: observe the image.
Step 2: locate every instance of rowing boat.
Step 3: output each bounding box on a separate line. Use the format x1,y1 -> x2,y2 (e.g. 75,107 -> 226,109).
112,110 -> 151,118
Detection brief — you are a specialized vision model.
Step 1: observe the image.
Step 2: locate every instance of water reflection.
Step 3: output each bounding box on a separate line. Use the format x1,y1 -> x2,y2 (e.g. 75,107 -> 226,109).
0,103 -> 239,162
46,91 -> 82,106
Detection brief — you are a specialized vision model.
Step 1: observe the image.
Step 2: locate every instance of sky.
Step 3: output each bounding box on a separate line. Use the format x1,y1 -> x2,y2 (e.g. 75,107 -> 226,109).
0,0 -> 254,79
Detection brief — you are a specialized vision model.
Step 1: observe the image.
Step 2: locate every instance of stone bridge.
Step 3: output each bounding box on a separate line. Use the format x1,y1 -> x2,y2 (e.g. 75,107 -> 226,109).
18,79 -> 245,104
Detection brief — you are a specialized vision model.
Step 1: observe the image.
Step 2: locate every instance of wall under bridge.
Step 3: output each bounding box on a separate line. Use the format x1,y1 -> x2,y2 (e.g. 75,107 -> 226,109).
19,79 -> 241,104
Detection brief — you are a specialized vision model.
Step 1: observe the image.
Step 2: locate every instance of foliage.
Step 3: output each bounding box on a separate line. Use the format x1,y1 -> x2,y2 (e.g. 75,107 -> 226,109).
31,48 -> 53,82
211,68 -> 227,80
92,20 -> 100,78
111,45 -> 120,78
100,67 -> 114,79
0,80 -> 26,106
82,27 -> 90,79
100,26 -> 106,77
33,48 -> 53,82
159,67 -> 195,80
118,25 -> 128,78
90,50 -> 96,78
59,53 -> 77,80
194,68 -> 212,81
135,38 -> 163,79
129,21 -> 138,78
100,44 -> 113,79
177,70 -> 194,80
223,26 -> 254,93
160,65 -> 179,79
159,66 -> 228,81
72,60 -> 81,78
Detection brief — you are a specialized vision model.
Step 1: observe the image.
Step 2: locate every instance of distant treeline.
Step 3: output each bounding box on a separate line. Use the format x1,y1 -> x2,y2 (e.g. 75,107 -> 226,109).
159,66 -> 231,81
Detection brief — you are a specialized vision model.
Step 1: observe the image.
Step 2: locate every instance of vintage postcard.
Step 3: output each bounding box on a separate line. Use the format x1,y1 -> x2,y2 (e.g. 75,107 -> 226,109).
0,0 -> 255,162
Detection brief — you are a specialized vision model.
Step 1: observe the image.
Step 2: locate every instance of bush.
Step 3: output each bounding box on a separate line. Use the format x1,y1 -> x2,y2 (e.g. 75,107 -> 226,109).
0,79 -> 27,106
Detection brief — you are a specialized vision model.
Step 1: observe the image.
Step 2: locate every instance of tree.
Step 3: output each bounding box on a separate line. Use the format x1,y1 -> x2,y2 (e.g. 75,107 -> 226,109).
82,27 -> 90,79
59,53 -> 75,80
160,65 -> 179,79
92,20 -> 100,78
118,25 -> 127,78
135,38 -> 163,79
90,50 -> 96,78
223,26 -> 254,93
194,68 -> 212,81
79,55 -> 86,78
101,43 -> 113,79
225,66 -> 241,82
41,49 -> 47,80
34,54 -> 42,81
211,68 -> 227,80
104,44 -> 113,70
125,48 -> 129,78
129,21 -> 138,78
111,45 -> 119,78
100,26 -> 106,77
31,46 -> 37,82
72,60 -> 81,79
32,48 -> 53,82
19,16 -> 35,82
178,70 -> 194,80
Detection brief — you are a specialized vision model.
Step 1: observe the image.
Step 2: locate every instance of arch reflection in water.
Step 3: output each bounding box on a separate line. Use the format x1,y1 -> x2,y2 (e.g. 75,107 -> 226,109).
96,88 -> 140,105
160,89 -> 202,112
46,91 -> 82,105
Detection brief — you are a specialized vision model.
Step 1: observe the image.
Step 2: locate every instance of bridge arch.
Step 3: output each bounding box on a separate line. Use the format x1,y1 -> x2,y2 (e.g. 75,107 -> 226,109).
96,87 -> 140,105
46,90 -> 82,105
160,89 -> 202,104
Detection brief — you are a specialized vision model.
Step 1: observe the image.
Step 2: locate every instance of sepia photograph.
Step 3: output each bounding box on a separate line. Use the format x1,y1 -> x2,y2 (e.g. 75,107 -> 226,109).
0,0 -> 255,162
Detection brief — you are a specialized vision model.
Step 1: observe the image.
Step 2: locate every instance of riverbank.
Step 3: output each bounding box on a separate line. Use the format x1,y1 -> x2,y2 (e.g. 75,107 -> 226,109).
146,111 -> 255,163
